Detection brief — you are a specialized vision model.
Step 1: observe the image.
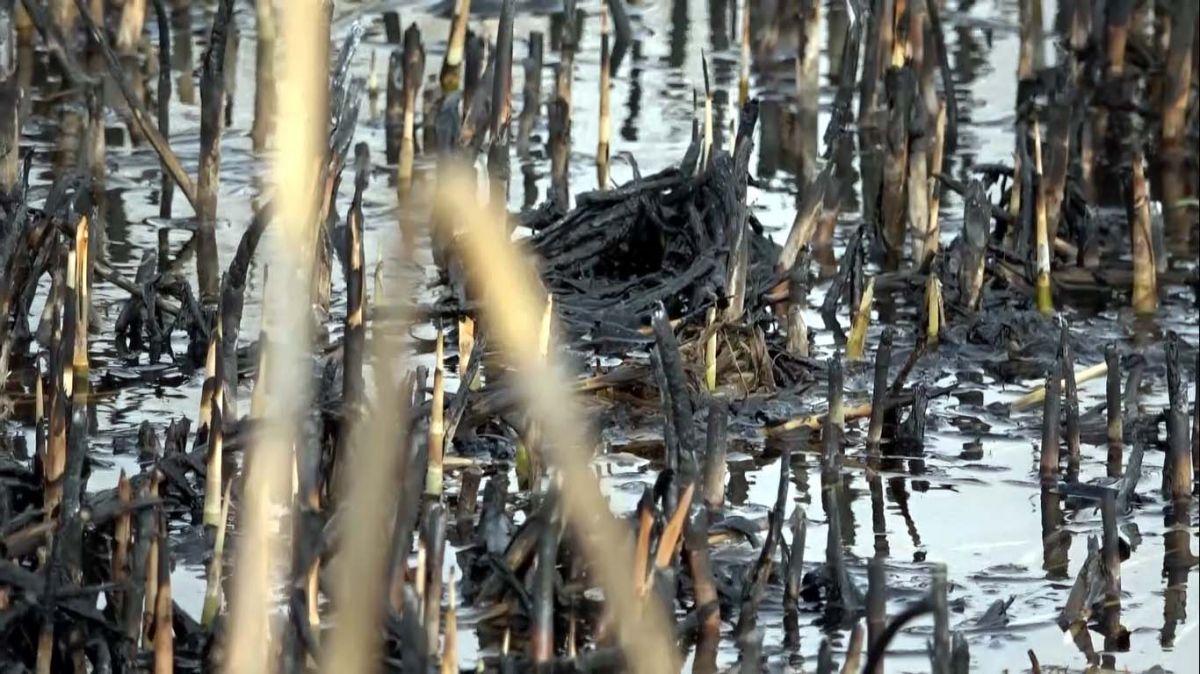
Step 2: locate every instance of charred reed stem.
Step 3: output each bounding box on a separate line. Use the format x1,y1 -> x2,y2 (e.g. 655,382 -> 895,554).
1106,344 -> 1123,476
1039,360 -> 1062,484
867,327 -> 894,452
703,400 -> 727,513
398,24 -> 425,192
196,0 -> 236,307
1060,326 -> 1081,482
518,31 -> 543,156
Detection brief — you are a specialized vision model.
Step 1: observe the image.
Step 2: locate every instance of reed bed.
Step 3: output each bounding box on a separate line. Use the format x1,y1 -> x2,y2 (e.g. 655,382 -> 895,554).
0,0 -> 1195,672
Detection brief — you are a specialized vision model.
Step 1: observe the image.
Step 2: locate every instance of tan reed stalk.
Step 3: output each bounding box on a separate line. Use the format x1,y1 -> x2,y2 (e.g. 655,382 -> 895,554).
597,0 -> 611,189
1032,119 -> 1052,314
434,168 -> 679,674
1012,362 -> 1108,411
705,307 -> 718,392
153,511 -> 173,674
226,1 -> 327,671
200,481 -> 233,627
203,317 -> 225,529
427,327 -> 446,498
440,571 -> 458,674
72,216 -> 89,393
116,0 -> 146,54
846,277 -> 875,361
441,0 -> 471,93
926,100 -> 947,259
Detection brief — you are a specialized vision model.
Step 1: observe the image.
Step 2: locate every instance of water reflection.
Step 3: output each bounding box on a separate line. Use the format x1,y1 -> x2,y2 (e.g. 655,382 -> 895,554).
667,0 -> 687,69
1160,502 -> 1193,647
620,40 -> 641,143
1039,486 -> 1070,579
887,476 -> 923,557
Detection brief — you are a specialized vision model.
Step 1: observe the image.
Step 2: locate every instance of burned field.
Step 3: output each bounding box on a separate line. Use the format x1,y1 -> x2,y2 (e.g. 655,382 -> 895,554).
0,0 -> 1198,672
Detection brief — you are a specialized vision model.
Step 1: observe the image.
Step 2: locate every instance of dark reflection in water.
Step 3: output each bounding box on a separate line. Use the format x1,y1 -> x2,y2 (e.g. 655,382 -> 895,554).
1160,503 -> 1192,647
708,0 -> 730,53
620,41 -> 641,143
868,467 -> 888,557
668,0 -> 688,69
727,466 -> 749,507
1040,487 -> 1070,579
887,476 -> 923,558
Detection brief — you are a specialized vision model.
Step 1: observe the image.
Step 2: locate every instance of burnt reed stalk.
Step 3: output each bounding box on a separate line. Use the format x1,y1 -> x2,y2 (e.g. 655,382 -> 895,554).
687,507 -> 719,674
866,555 -> 886,674
386,49 -> 403,164
1164,333 -> 1191,502
703,400 -> 727,512
1060,327 -> 1081,482
72,0 -> 199,210
152,0 -> 173,217
867,327 -> 894,452
1105,343 -> 1123,476
1158,0 -> 1196,241
487,0 -> 515,199
782,508 -> 806,646
343,143 -> 368,413
1100,489 -> 1122,643
1039,361 -> 1062,484
518,31 -> 543,155
881,66 -> 912,268
530,502 -> 559,665
958,180 -> 989,310
398,24 -> 424,191
196,0 -> 235,307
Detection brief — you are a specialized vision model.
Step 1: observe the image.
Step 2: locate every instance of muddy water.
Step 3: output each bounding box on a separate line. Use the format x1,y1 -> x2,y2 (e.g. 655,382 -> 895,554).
11,0 -> 1197,671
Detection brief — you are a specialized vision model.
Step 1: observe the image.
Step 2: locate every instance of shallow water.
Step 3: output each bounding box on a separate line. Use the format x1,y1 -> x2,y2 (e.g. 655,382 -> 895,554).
8,0 -> 1198,671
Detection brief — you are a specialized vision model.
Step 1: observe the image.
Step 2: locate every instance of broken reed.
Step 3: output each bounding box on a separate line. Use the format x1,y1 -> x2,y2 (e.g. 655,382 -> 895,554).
398,25 -> 425,191
440,0 -> 471,93
1039,360 -> 1061,483
846,277 -> 875,361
